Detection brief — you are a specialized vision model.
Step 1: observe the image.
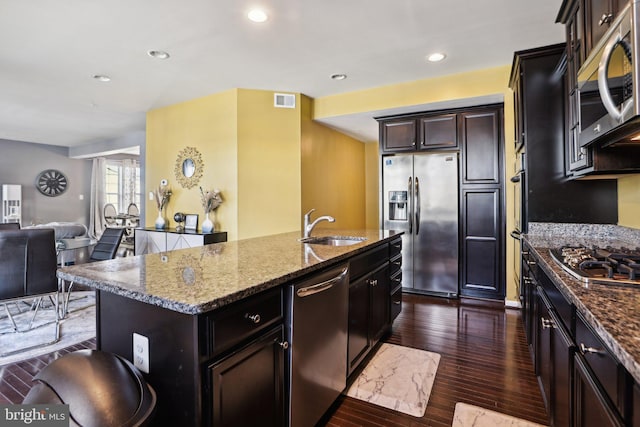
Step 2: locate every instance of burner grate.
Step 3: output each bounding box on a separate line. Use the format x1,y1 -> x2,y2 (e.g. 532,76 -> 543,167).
550,245 -> 640,286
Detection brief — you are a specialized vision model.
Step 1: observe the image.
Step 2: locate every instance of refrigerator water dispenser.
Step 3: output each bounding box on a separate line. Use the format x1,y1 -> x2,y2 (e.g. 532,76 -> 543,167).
388,191 -> 407,220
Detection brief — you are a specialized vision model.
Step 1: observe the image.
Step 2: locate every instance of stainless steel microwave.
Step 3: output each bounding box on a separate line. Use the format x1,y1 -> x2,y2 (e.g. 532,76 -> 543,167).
577,1 -> 640,147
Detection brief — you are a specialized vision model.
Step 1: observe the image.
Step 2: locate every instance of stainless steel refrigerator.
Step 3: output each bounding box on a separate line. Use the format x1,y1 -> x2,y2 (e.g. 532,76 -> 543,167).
382,152 -> 459,297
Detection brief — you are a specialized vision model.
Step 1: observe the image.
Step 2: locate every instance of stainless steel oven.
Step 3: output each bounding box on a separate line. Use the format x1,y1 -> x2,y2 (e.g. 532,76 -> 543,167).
577,1 -> 639,147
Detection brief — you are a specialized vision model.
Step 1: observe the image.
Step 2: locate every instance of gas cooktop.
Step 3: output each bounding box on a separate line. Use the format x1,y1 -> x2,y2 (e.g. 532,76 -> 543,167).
549,246 -> 640,287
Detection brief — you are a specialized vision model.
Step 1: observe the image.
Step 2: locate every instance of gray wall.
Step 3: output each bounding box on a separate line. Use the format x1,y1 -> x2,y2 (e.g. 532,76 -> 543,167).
0,139 -> 91,226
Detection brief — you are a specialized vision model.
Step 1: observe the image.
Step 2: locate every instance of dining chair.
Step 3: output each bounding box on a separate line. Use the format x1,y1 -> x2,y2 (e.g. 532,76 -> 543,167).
0,228 -> 59,356
60,227 -> 125,317
104,203 -> 117,226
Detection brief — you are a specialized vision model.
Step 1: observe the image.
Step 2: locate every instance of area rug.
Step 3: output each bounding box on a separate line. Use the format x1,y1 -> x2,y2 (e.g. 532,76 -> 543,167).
452,402 -> 548,427
0,291 -> 96,366
345,343 -> 440,417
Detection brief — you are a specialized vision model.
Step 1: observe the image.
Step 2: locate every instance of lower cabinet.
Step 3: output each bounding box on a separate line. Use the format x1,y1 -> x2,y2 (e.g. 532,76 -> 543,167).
574,354 -> 624,427
523,246 -> 634,427
209,326 -> 285,427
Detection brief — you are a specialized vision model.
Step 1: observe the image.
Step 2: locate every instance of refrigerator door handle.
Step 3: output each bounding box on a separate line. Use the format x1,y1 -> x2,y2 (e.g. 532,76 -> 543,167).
415,177 -> 420,235
408,176 -> 413,233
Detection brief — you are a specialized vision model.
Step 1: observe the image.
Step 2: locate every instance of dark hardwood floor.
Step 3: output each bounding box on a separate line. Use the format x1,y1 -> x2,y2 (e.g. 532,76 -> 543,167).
323,294 -> 548,426
0,294 -> 547,426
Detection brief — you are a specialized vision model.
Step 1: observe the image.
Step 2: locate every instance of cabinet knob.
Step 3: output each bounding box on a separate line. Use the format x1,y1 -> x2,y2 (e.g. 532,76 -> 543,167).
527,260 -> 537,266
393,301 -> 401,305
599,13 -> 613,26
246,313 -> 261,324
369,279 -> 378,286
278,340 -> 289,350
580,343 -> 604,355
412,141 -> 416,147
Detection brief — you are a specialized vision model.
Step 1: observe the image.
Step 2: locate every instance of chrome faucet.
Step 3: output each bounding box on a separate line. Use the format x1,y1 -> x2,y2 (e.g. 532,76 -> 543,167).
303,209 -> 335,238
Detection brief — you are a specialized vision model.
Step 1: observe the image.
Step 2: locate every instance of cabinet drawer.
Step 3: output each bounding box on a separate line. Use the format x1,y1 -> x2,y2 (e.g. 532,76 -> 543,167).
539,269 -> 572,332
390,270 -> 402,293
390,253 -> 402,276
390,286 -> 402,322
575,311 -> 628,417
350,243 -> 388,281
208,288 -> 283,357
389,238 -> 402,259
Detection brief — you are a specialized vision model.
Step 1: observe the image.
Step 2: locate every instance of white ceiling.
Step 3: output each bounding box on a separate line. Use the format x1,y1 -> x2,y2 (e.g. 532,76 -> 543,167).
0,0 -> 565,148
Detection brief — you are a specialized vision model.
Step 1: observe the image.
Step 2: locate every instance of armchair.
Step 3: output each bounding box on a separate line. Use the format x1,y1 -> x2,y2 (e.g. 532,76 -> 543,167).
0,228 -> 59,356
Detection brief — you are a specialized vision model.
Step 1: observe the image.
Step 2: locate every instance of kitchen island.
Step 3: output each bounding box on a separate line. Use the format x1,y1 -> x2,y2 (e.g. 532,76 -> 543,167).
57,229 -> 402,427
521,224 -> 640,426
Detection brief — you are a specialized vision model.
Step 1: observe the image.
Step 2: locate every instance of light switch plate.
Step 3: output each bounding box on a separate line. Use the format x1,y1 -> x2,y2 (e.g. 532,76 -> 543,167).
133,333 -> 149,373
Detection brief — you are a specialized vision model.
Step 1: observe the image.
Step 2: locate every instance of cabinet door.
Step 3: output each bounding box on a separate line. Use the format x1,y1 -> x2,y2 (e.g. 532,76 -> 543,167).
167,233 -> 203,251
380,119 -> 417,152
512,70 -> 525,152
460,109 -> 501,185
369,264 -> 389,343
551,311 -> 573,427
574,354 -> 625,427
536,290 -> 553,410
348,275 -> 370,375
418,114 -> 457,149
585,0 -> 619,58
209,326 -> 285,427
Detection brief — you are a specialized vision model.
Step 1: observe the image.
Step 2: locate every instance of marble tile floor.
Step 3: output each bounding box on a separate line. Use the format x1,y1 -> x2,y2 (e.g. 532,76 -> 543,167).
346,342 -> 440,417
452,402 -> 548,427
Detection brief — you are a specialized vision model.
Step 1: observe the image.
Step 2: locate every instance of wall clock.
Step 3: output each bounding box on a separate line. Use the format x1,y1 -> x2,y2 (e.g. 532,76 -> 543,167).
36,169 -> 68,197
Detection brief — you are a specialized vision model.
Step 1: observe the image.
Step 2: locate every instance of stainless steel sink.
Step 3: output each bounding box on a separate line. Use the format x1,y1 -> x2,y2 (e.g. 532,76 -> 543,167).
299,236 -> 367,246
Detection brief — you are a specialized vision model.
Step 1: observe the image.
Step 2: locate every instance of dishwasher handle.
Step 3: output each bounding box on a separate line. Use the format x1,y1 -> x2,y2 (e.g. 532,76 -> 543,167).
296,267 -> 349,298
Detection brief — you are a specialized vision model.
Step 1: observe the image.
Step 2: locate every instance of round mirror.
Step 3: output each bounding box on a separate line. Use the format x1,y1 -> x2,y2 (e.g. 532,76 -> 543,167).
182,158 -> 195,178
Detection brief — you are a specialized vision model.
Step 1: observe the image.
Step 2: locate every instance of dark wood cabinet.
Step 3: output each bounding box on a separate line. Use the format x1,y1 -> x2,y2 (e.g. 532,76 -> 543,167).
369,264 -> 390,343
583,0 -> 619,59
379,113 -> 458,153
209,326 -> 285,427
380,119 -> 417,152
574,354 -> 625,427
510,44 -> 618,230
418,114 -> 457,149
535,290 -> 553,410
459,106 -> 505,300
347,243 -> 394,376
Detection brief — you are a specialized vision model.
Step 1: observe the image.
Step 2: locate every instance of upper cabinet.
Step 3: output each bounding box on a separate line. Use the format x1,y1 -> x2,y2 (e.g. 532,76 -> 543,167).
583,0 -> 619,59
379,113 -> 457,153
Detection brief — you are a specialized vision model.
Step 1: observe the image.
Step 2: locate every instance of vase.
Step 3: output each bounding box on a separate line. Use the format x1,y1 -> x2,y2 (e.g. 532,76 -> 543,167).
155,211 -> 166,229
202,212 -> 214,233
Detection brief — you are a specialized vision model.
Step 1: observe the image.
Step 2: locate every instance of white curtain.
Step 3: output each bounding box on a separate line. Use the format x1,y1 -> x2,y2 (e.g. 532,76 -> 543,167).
122,159 -> 138,211
88,157 -> 107,239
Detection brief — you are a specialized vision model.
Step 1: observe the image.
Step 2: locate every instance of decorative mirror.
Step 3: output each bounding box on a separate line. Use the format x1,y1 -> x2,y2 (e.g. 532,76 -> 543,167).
174,146 -> 204,189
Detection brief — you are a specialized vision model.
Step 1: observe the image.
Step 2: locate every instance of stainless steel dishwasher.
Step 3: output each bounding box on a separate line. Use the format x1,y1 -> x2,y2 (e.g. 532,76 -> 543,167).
287,263 -> 349,427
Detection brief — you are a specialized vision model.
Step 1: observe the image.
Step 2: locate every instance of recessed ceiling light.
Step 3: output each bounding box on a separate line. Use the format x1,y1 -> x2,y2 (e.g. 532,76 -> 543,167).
148,50 -> 170,59
330,73 -> 347,80
427,52 -> 446,62
93,74 -> 111,82
248,8 -> 268,23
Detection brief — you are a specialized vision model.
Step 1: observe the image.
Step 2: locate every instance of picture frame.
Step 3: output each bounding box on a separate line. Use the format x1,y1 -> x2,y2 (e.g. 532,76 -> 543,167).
184,214 -> 199,231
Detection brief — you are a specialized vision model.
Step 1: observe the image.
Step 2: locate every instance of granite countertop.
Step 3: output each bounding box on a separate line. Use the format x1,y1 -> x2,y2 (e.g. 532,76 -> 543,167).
57,229 -> 401,315
524,224 -> 640,384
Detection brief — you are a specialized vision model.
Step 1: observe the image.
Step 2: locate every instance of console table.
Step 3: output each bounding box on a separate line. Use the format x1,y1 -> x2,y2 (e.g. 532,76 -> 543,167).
134,228 -> 227,255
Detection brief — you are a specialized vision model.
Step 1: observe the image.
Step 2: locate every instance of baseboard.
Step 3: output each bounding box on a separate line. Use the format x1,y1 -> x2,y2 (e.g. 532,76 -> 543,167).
504,299 -> 522,309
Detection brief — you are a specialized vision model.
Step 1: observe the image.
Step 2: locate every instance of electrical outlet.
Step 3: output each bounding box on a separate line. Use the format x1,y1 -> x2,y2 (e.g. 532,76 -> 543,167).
133,333 -> 149,373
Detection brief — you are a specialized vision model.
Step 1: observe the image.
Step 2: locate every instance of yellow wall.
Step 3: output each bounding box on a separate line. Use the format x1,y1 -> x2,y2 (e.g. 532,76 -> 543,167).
236,89 -> 302,239
301,95 -> 367,231
313,65 -> 518,302
364,142 -> 380,229
146,89 -> 239,239
618,175 -> 640,228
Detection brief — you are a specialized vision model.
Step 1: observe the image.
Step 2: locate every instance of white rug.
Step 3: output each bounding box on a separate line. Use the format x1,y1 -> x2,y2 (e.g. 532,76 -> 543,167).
452,402 -> 548,427
0,291 -> 96,366
346,343 -> 440,417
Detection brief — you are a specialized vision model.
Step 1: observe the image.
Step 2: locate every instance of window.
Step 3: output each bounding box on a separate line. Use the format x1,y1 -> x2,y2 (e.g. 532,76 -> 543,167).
104,159 -> 141,213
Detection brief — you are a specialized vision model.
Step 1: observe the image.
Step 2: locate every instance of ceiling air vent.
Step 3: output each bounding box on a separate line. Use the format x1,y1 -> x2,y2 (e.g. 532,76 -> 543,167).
274,93 -> 295,108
